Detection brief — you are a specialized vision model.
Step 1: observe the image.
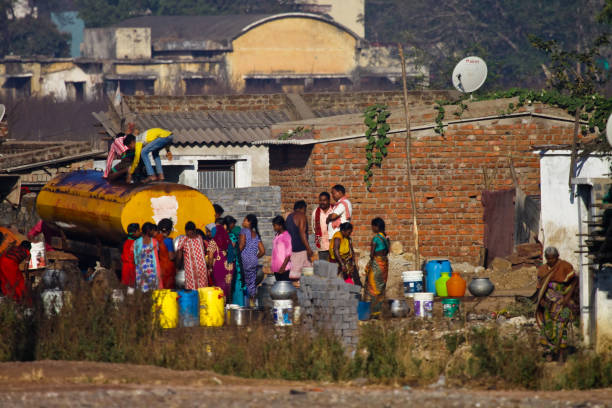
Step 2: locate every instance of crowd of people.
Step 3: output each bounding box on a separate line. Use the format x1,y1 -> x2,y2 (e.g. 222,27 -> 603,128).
118,184 -> 391,315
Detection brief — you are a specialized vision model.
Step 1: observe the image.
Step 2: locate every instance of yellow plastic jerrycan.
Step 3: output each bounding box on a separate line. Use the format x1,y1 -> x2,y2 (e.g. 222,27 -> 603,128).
152,289 -> 178,329
198,287 -> 225,327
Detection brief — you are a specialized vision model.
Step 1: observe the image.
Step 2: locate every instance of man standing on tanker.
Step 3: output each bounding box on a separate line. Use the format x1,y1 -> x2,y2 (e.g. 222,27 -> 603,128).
126,125 -> 174,183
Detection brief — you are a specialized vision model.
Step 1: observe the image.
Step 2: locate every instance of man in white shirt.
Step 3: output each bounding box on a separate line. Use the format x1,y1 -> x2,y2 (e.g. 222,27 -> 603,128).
311,192 -> 333,261
326,184 -> 352,241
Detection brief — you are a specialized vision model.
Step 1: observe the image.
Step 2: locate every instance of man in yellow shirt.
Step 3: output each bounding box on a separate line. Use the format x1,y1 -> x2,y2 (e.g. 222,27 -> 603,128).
127,127 -> 173,183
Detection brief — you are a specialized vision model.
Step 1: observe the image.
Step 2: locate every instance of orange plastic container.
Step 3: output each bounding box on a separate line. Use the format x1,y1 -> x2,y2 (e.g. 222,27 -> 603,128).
446,272 -> 467,297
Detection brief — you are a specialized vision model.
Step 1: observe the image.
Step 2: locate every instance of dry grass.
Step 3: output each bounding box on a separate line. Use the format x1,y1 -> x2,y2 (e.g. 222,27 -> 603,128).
0,284 -> 611,390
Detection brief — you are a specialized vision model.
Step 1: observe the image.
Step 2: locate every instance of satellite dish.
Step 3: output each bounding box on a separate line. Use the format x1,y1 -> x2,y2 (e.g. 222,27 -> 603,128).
606,112 -> 612,147
452,56 -> 488,93
0,105 -> 5,123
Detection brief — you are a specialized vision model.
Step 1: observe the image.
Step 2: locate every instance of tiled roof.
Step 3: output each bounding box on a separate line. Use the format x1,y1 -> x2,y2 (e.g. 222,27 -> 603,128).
135,110 -> 290,145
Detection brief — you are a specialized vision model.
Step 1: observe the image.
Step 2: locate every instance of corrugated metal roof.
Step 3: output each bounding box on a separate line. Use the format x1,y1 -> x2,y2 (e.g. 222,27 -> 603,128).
134,110 -> 290,145
113,13 -> 354,51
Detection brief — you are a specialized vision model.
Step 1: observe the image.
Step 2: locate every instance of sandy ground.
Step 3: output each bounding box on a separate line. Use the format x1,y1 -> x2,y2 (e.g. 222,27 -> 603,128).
0,361 -> 610,407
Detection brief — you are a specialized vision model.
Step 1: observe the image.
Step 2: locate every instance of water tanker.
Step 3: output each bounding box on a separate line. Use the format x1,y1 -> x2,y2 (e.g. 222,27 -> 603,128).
36,170 -> 215,244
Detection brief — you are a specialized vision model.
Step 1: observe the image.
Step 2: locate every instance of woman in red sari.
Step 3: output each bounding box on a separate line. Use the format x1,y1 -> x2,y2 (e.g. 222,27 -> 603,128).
0,241 -> 31,302
121,223 -> 140,287
175,221 -> 208,290
155,218 -> 176,289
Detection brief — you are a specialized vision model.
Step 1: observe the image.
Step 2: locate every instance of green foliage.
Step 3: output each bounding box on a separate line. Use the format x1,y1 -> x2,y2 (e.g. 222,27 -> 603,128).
353,323 -> 405,381
466,327 -> 542,389
0,0 -> 70,58
75,0 -> 300,27
365,0 -> 609,90
548,351 -> 612,389
278,126 -> 312,141
363,104 -> 391,190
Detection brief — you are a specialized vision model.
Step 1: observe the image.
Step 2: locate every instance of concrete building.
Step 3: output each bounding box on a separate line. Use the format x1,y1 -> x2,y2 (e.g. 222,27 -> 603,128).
0,13 -> 423,101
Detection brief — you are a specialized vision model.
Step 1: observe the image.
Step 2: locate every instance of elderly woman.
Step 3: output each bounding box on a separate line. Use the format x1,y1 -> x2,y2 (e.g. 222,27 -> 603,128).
536,247 -> 579,361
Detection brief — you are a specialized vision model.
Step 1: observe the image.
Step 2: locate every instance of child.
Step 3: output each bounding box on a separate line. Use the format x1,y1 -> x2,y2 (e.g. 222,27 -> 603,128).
133,222 -> 160,291
271,216 -> 292,281
121,223 -> 140,287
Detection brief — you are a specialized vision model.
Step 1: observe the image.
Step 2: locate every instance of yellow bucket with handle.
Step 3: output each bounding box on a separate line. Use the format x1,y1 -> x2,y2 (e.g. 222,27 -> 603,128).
152,289 -> 178,329
198,287 -> 225,327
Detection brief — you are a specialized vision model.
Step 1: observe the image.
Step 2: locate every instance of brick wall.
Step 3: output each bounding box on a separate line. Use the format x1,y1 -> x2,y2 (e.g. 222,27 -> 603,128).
125,90 -> 458,115
270,112 -> 576,264
199,186 -> 282,252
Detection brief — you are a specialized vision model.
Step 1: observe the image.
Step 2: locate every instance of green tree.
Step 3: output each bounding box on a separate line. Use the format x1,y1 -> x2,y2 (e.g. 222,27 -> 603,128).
0,0 -> 70,57
365,0 -> 609,90
75,0 -> 299,27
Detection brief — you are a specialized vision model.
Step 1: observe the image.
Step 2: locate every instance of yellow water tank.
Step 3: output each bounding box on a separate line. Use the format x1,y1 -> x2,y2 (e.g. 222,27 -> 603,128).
36,170 -> 215,244
198,287 -> 225,327
152,289 -> 179,329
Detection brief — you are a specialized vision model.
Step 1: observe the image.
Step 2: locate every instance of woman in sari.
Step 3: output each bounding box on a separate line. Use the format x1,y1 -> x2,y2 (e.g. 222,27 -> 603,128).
155,218 -> 176,289
239,214 -> 265,305
225,216 -> 247,306
206,222 -> 234,298
536,246 -> 579,362
133,222 -> 160,292
365,218 -> 389,316
329,222 -> 361,286
175,221 -> 208,290
0,241 -> 31,302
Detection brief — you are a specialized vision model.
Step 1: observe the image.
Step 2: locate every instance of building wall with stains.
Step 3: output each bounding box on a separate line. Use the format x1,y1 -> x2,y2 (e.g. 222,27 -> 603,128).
269,103 -> 578,264
226,17 -> 359,91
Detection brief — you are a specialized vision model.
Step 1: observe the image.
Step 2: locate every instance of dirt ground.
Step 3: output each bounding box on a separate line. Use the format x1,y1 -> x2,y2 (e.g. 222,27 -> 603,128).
0,361 -> 610,407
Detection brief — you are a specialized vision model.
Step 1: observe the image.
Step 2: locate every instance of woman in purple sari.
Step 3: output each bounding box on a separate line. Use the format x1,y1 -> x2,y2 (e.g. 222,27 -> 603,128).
206,222 -> 234,299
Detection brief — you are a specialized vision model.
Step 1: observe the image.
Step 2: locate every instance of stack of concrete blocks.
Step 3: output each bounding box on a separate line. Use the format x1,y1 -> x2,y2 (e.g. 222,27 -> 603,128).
297,260 -> 361,348
199,186 -> 281,252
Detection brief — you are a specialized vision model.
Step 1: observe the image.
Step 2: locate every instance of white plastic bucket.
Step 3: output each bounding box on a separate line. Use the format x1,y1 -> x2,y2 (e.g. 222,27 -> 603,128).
402,271 -> 424,298
42,290 -> 68,316
272,299 -> 293,326
28,242 -> 46,270
414,292 -> 434,318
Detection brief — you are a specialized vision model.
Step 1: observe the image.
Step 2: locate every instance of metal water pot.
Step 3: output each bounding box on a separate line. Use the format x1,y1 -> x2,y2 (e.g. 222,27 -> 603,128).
175,270 -> 185,289
468,277 -> 495,297
388,299 -> 410,317
226,307 -> 251,326
269,281 -> 296,300
42,269 -> 67,290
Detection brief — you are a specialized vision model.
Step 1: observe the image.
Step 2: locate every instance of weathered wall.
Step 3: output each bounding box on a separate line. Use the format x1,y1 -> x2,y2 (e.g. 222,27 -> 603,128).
540,152 -> 610,266
124,90 -> 457,115
199,186 -> 281,252
170,145 -> 270,188
115,28 -> 151,60
269,104 -> 578,264
227,17 -> 359,91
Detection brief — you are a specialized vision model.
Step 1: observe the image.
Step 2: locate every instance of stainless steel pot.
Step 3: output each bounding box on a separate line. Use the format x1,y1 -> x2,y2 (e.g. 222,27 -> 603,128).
226,307 -> 251,326
269,281 -> 297,300
468,277 -> 495,297
42,269 -> 67,290
255,264 -> 264,286
388,299 -> 409,318
175,270 -> 185,289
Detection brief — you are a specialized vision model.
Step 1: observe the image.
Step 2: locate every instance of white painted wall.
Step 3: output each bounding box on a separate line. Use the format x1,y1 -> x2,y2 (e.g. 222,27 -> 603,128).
540,150 -> 611,348
40,66 -> 101,101
169,144 -> 269,187
540,151 -> 610,266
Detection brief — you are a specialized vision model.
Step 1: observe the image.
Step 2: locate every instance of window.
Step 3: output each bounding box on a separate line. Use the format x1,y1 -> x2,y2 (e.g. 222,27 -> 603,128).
66,81 -> 85,101
184,78 -> 217,95
198,160 -> 235,189
3,76 -> 31,98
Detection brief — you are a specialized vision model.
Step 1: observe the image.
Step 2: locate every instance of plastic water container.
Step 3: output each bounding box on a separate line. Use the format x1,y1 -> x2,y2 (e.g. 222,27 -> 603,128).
41,289 -> 68,316
272,299 -> 293,326
357,301 -> 371,321
198,287 -> 225,327
152,289 -> 178,329
402,271 -> 424,297
425,260 -> 452,295
177,289 -> 199,327
442,298 -> 460,318
414,292 -> 434,318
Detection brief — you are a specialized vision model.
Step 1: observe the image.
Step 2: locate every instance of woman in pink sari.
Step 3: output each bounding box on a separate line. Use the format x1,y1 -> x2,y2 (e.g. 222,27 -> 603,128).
206,222 -> 234,298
